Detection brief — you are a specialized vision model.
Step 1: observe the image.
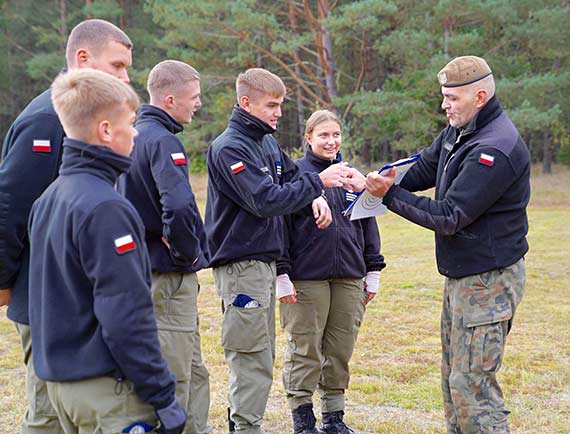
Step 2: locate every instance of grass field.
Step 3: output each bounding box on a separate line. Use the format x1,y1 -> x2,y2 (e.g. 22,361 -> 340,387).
1,165 -> 569,434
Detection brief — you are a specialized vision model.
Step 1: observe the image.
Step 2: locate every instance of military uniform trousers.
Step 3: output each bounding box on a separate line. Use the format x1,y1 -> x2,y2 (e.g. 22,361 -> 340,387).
14,321 -> 65,434
46,376 -> 157,434
441,258 -> 525,434
279,278 -> 366,413
213,260 -> 277,434
151,272 -> 212,434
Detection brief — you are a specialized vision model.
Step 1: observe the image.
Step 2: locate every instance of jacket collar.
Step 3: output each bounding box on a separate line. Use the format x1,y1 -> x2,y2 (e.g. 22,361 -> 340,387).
228,105 -> 275,141
304,147 -> 341,171
459,95 -> 503,137
59,138 -> 132,185
136,104 -> 184,135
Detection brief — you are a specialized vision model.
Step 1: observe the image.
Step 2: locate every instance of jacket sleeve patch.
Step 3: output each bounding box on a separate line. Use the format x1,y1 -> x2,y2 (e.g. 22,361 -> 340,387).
170,152 -> 187,165
478,153 -> 495,167
114,234 -> 136,254
33,140 -> 51,153
230,161 -> 245,174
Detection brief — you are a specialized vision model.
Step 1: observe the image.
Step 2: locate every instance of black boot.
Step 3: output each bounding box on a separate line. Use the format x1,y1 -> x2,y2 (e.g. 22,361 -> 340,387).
228,407 -> 236,434
321,410 -> 356,434
292,403 -> 323,434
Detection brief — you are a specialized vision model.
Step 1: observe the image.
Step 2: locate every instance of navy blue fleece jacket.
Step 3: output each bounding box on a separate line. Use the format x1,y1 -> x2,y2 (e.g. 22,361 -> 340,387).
29,139 -> 177,409
117,104 -> 209,273
383,96 -> 530,278
0,88 -> 65,324
205,106 -> 324,267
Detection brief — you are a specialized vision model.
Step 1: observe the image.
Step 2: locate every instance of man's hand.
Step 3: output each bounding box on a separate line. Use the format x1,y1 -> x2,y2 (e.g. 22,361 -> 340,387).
319,163 -> 350,188
365,168 -> 396,197
344,167 -> 366,192
0,288 -> 12,307
312,196 -> 332,229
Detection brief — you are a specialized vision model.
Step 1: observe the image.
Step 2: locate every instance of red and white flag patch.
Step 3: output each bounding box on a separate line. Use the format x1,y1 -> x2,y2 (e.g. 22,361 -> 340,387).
231,161 -> 245,174
479,153 -> 494,167
33,140 -> 51,153
171,152 -> 187,165
114,234 -> 136,255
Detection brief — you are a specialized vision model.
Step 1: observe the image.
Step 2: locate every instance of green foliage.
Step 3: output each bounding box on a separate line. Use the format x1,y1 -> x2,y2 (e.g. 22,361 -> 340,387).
26,53 -> 64,81
189,153 -> 207,174
1,0 -> 569,170
84,0 -> 122,20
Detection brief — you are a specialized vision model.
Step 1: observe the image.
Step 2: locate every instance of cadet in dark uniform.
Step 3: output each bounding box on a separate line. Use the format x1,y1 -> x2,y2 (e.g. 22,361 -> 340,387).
28,68 -> 186,434
278,110 -> 386,434
366,56 -> 530,434
118,60 -> 212,434
0,19 -> 133,434
205,68 -> 361,434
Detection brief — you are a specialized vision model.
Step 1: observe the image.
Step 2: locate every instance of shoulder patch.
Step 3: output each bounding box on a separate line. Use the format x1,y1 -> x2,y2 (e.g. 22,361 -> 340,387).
230,161 -> 245,174
33,140 -> 51,153
275,161 -> 283,178
114,234 -> 136,255
478,153 -> 494,167
171,152 -> 187,165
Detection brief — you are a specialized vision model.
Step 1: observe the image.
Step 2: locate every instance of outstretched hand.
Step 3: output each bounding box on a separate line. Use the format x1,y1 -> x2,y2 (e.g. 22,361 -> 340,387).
344,167 -> 366,192
365,167 -> 396,197
319,163 -> 350,188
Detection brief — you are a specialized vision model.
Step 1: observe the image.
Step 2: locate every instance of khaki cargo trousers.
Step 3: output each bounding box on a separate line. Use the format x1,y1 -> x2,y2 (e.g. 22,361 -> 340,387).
213,260 -> 277,434
151,272 -> 212,434
279,278 -> 366,413
14,322 -> 65,434
46,376 -> 157,434
441,258 -> 525,434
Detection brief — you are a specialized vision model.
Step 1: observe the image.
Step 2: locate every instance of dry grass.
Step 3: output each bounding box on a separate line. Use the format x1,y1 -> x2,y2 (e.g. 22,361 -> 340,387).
1,165 -> 569,434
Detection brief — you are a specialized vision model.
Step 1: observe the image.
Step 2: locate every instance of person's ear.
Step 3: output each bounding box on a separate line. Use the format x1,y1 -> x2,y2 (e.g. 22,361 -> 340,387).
239,95 -> 251,112
96,119 -> 112,144
305,133 -> 312,145
474,89 -> 488,109
74,48 -> 90,68
164,94 -> 175,110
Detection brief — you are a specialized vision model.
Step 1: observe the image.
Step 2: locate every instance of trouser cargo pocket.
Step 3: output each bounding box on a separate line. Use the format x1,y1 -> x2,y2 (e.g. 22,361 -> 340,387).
221,304 -> 269,353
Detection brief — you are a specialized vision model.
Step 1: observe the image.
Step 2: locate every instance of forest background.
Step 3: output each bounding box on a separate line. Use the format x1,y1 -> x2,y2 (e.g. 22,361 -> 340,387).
1,0 -> 569,172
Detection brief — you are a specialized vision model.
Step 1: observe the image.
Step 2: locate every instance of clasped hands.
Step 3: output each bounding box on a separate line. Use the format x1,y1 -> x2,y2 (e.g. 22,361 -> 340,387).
319,162 -> 366,192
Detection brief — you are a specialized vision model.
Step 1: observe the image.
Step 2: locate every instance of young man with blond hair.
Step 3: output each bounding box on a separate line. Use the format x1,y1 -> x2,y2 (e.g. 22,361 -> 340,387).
118,60 -> 212,434
29,68 -> 186,434
205,67 -> 358,434
0,19 -> 133,434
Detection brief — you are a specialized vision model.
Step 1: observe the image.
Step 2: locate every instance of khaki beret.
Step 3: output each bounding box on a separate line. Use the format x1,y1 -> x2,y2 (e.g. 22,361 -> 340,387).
437,56 -> 492,87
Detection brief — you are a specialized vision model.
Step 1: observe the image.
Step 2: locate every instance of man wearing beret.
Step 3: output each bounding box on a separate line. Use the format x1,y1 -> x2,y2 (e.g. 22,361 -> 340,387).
366,56 -> 530,433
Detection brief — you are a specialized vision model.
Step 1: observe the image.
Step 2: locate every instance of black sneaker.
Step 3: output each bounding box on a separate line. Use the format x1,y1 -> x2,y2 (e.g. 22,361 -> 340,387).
321,410 -> 356,434
292,403 -> 324,434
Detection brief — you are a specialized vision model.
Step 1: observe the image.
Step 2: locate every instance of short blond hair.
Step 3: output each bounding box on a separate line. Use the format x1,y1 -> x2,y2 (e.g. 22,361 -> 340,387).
65,19 -> 132,67
51,68 -> 139,140
236,68 -> 286,101
147,60 -> 200,100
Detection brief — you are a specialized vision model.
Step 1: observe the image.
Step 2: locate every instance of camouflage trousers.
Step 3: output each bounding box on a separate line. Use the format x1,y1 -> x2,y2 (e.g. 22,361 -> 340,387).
441,258 -> 525,434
